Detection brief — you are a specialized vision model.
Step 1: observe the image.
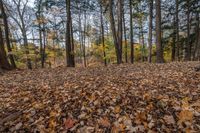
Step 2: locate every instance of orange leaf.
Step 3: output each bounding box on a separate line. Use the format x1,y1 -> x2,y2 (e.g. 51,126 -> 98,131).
178,110 -> 193,124
114,106 -> 121,113
98,117 -> 111,128
64,118 -> 76,129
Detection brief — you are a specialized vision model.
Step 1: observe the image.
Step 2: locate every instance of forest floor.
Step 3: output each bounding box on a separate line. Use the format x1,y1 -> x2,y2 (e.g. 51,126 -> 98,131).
0,62 -> 200,132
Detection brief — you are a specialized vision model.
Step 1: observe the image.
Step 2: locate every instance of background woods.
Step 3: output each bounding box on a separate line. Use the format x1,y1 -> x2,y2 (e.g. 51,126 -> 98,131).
0,0 -> 200,69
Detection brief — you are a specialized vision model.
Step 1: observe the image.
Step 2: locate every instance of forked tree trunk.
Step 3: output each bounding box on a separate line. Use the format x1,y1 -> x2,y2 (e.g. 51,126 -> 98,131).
108,0 -> 122,64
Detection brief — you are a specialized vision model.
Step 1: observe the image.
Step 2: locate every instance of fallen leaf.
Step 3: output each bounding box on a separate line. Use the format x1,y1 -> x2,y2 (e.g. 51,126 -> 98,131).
64,118 -> 76,129
163,115 -> 175,124
98,117 -> 111,127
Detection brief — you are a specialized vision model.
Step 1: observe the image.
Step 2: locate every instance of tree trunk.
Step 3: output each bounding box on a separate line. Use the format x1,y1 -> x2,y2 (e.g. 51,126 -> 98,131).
100,5 -> 107,66
65,0 -> 75,67
70,14 -> 75,66
148,0 -> 153,63
0,27 -> 12,70
184,0 -> 191,61
193,12 -> 199,60
42,23 -> 46,68
130,0 -> 134,63
36,0 -> 44,68
118,0 -> 123,63
78,6 -> 83,64
155,0 -> 164,63
140,22 -> 145,62
172,14 -> 176,61
108,0 -> 122,64
83,10 -> 87,67
175,0 -> 180,61
0,0 -> 16,68
123,9 -> 128,63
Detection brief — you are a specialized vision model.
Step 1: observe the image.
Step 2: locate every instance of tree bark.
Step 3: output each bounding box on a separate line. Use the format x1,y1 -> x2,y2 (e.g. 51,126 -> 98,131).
108,0 -> 122,64
148,0 -> 153,63
0,0 -> 16,68
175,0 -> 180,61
123,8 -> 128,63
83,10 -> 87,67
130,0 -> 134,63
118,0 -> 123,63
184,0 -> 191,61
172,14 -> 176,61
0,27 -> 12,70
155,0 -> 164,63
193,12 -> 199,60
65,0 -> 75,67
42,23 -> 46,68
100,5 -> 107,66
140,22 -> 145,62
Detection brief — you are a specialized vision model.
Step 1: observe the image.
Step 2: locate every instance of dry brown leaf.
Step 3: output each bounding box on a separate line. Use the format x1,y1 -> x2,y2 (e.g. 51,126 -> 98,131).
163,115 -> 175,124
98,117 -> 111,128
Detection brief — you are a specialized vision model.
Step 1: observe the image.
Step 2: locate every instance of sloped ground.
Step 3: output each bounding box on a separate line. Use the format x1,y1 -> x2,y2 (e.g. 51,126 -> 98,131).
0,62 -> 200,132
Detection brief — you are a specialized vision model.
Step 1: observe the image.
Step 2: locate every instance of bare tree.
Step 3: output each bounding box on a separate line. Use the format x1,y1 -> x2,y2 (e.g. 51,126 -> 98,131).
6,0 -> 32,69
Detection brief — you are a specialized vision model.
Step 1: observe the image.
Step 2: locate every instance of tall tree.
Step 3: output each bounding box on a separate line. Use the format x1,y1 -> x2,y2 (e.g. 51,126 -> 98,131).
184,0 -> 191,61
130,0 -> 134,63
108,0 -> 122,64
172,14 -> 176,61
193,10 -> 200,60
0,0 -> 16,68
83,9 -> 87,67
118,0 -> 123,63
100,4 -> 107,66
35,0 -> 44,68
123,7 -> 128,63
175,0 -> 180,61
65,0 -> 75,67
148,0 -> 153,63
155,0 -> 164,63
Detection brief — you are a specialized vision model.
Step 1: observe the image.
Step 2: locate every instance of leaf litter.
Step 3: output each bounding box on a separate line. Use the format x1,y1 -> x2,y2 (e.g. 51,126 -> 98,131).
0,62 -> 200,132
